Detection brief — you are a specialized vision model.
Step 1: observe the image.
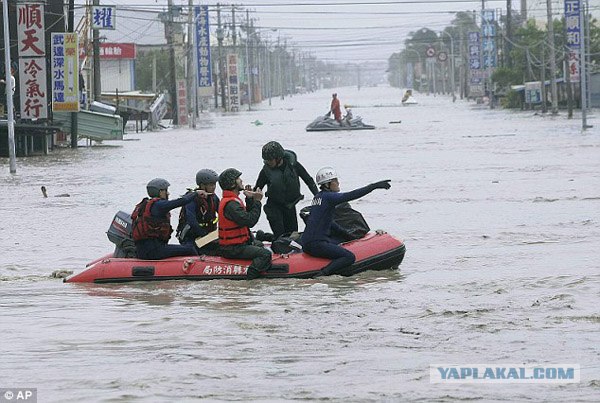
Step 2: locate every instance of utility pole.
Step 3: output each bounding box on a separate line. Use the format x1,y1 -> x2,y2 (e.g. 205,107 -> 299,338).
3,0 -> 16,173
216,4 -> 226,111
92,0 -> 101,101
245,10 -> 252,110
166,0 -> 178,125
540,45 -> 547,113
231,7 -> 236,48
69,0 -> 78,149
152,53 -> 157,93
506,0 -> 512,68
546,0 -> 558,114
521,0 -> 527,22
579,0 -> 589,129
187,0 -> 196,128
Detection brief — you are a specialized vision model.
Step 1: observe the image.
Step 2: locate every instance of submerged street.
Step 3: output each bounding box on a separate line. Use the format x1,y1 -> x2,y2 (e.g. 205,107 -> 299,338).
1,85 -> 599,401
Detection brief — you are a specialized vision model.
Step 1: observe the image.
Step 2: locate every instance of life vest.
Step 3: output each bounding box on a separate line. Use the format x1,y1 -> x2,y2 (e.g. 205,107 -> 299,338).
176,192 -> 219,237
262,150 -> 302,205
131,197 -> 172,242
218,190 -> 250,246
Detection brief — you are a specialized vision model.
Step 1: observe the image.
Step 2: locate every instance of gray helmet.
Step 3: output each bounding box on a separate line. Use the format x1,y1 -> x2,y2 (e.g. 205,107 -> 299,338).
146,178 -> 170,197
218,168 -> 242,190
196,169 -> 219,186
262,141 -> 284,161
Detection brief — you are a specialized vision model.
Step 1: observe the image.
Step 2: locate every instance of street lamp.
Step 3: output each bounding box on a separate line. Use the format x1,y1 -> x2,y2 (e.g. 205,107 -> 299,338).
440,30 -> 456,102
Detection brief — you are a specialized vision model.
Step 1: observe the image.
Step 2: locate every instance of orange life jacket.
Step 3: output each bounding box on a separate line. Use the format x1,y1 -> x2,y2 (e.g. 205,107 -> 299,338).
218,190 -> 250,246
131,197 -> 172,242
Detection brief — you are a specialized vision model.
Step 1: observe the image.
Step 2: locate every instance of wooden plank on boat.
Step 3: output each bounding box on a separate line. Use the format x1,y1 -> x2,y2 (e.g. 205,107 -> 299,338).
195,230 -> 218,248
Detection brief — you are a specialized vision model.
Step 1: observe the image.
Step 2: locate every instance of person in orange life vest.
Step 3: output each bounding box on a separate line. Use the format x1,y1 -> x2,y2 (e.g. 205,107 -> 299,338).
176,169 -> 220,255
218,168 -> 272,280
329,93 -> 342,124
302,167 -> 391,276
132,178 -> 208,260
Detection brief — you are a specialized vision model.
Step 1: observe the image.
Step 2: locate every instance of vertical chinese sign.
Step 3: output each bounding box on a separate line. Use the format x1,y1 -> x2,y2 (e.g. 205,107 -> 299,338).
194,6 -> 212,88
227,54 -> 240,112
468,31 -> 483,97
481,10 -> 497,70
176,80 -> 188,126
17,2 -> 47,119
564,0 -> 581,82
92,5 -> 116,30
51,33 -> 80,112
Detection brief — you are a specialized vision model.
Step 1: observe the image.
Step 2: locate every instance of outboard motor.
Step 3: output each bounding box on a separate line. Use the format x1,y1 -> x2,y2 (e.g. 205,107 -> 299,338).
106,211 -> 136,258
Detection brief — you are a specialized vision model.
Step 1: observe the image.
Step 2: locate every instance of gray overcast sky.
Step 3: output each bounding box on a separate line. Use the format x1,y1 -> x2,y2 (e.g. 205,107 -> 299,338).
79,0 -> 596,64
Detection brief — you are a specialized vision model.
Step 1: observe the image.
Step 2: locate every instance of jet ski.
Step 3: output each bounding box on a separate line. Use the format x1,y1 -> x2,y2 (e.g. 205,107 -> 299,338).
305,115 -> 375,132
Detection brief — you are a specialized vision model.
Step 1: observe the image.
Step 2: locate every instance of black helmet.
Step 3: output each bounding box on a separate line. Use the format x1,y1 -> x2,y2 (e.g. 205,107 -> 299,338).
196,169 -> 219,186
218,168 -> 242,190
262,141 -> 284,161
146,178 -> 170,197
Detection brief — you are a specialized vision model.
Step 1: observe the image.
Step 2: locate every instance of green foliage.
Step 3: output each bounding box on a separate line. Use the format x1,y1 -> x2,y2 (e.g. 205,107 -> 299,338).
134,49 -> 178,92
491,67 -> 522,89
500,90 -> 523,109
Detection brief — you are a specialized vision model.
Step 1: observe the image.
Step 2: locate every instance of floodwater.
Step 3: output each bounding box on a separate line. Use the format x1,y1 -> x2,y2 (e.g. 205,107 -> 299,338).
1,85 -> 599,401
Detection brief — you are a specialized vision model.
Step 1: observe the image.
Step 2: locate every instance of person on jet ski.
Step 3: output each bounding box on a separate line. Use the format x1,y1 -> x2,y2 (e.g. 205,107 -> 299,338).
329,93 -> 342,124
342,104 -> 353,126
301,167 -> 391,276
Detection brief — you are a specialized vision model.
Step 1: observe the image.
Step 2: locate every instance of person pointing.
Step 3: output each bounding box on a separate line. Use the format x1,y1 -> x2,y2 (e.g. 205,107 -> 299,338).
301,167 -> 391,276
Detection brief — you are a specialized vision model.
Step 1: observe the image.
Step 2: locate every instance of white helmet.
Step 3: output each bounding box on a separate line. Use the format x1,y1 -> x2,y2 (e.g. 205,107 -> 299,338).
316,166 -> 338,185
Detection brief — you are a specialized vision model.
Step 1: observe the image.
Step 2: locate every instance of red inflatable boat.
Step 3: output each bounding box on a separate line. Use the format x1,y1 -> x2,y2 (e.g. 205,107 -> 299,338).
65,232 -> 405,283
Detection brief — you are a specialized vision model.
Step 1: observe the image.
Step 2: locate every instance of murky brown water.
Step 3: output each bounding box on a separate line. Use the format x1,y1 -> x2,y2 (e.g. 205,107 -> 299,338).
1,86 -> 599,401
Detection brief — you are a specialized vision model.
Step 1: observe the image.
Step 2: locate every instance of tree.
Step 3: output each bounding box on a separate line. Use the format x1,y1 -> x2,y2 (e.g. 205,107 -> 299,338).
135,48 -> 181,92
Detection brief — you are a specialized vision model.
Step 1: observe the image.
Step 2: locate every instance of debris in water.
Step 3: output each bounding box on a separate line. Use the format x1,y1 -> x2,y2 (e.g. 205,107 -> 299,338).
51,270 -> 73,279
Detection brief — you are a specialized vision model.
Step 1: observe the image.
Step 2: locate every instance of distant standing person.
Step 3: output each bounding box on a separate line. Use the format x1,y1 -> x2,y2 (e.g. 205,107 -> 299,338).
132,178 -> 206,260
218,168 -> 272,279
329,93 -> 342,124
302,167 -> 391,276
255,141 -> 318,239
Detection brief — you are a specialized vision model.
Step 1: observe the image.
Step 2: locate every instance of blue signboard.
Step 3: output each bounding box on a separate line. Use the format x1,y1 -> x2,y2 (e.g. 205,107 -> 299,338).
195,6 -> 212,87
92,6 -> 116,30
468,31 -> 481,72
564,0 -> 581,49
481,9 -> 496,68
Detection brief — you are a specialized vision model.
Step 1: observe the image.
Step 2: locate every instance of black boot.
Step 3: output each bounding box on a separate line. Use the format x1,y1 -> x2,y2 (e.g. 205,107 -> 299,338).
246,267 -> 261,280
256,230 -> 275,242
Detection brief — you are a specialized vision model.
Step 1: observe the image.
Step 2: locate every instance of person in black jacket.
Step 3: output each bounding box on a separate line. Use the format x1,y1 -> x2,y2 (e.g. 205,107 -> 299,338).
254,141 -> 319,239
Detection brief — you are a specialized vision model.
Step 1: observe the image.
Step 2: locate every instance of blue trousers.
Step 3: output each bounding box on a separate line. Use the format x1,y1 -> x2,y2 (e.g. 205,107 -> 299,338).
135,239 -> 197,260
303,240 -> 356,275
